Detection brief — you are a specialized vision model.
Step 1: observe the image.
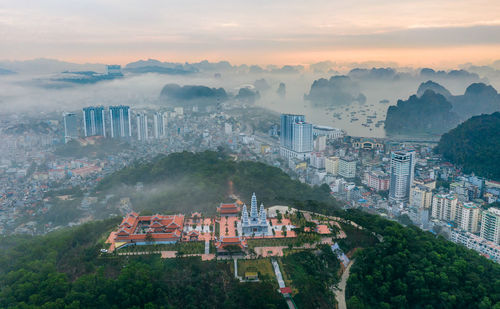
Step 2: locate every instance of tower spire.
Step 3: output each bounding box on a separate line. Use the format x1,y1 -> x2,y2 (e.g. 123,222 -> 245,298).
259,203 -> 266,225
250,192 -> 258,221
242,204 -> 249,225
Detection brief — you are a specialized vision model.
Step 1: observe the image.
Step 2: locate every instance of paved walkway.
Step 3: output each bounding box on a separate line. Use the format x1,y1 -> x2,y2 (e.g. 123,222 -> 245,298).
204,240 -> 210,254
271,258 -> 296,309
233,258 -> 243,281
271,259 -> 286,288
334,260 -> 354,309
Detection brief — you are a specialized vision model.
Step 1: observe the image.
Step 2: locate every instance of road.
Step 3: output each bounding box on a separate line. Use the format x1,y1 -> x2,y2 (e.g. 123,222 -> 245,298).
204,240 -> 210,254
334,260 -> 354,309
271,258 -> 297,309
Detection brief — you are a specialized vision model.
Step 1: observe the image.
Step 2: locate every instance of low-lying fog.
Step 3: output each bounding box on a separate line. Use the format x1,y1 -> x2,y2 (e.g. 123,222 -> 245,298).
1,59 -> 499,138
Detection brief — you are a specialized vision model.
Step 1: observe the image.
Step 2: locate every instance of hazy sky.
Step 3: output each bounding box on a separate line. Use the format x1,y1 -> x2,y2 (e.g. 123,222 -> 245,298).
1,0 -> 499,67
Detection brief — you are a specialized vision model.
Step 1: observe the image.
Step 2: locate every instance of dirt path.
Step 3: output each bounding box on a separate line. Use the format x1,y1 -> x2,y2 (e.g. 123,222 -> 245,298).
334,260 -> 354,309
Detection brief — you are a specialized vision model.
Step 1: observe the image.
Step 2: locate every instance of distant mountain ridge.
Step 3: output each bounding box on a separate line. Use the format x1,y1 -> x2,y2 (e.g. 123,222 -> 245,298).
417,80 -> 452,99
159,84 -> 228,107
304,75 -> 366,106
0,67 -> 15,75
385,90 -> 457,134
385,81 -> 500,135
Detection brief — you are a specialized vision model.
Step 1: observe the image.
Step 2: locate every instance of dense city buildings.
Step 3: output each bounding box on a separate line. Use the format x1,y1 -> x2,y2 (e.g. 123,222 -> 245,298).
109,105 -> 132,138
83,106 -> 106,137
389,150 -> 416,202
365,170 -> 390,191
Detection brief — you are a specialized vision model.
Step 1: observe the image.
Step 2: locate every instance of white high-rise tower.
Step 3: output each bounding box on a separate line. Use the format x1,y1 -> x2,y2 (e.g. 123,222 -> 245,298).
389,150 -> 416,202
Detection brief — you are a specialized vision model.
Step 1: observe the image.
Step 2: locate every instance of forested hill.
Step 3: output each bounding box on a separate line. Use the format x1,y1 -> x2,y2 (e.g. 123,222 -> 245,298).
0,219 -> 287,308
436,112 -> 500,181
384,90 -> 457,135
96,150 -> 341,214
344,211 -> 500,308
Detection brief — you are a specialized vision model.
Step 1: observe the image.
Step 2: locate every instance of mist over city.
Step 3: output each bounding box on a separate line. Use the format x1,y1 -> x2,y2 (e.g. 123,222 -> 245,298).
0,1 -> 500,308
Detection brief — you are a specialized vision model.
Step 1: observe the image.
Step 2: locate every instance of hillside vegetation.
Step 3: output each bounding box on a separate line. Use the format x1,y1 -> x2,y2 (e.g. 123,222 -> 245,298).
344,210 -> 500,309
0,219 -> 287,309
436,112 -> 500,181
96,151 -> 341,214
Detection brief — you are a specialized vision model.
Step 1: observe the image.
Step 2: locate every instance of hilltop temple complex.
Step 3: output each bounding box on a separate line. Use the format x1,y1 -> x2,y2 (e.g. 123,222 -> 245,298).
106,192 -> 309,253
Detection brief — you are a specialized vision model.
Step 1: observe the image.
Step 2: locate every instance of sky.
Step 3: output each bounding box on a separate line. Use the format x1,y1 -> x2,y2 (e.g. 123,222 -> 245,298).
1,0 -> 500,67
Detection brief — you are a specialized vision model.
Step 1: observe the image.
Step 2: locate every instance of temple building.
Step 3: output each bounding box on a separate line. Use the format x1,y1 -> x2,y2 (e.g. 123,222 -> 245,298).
241,193 -> 269,236
109,212 -> 184,251
214,236 -> 247,254
217,202 -> 240,217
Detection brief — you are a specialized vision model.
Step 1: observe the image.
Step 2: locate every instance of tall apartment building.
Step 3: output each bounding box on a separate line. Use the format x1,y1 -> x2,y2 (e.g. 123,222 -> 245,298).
431,193 -> 458,222
280,114 -> 304,148
136,113 -> 148,141
338,157 -> 356,179
325,156 -> 339,175
291,121 -> 313,152
109,105 -> 131,138
409,184 -> 433,209
389,150 -> 416,202
456,202 -> 481,233
153,112 -> 165,139
280,114 -> 313,160
63,112 -> 79,143
481,207 -> 500,244
83,106 -> 106,137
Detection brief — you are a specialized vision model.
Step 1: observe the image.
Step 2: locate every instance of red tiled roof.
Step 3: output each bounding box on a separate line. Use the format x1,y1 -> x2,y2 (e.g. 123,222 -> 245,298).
219,208 -> 239,214
151,221 -> 163,227
221,237 -> 240,243
111,213 -> 185,244
220,203 -> 237,208
218,203 -> 240,214
215,236 -> 247,250
280,287 -> 292,294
